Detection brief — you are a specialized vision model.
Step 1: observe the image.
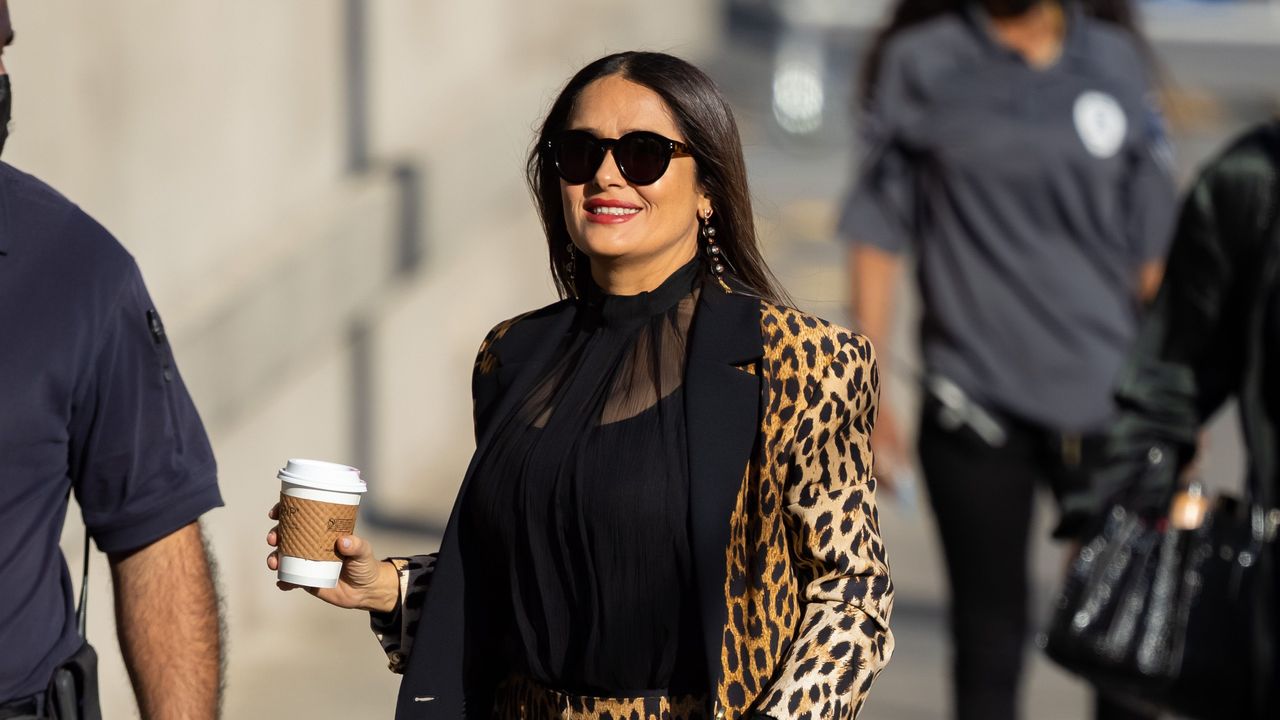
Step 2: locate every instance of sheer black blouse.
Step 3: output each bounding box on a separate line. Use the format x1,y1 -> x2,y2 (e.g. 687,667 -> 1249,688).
463,259 -> 707,695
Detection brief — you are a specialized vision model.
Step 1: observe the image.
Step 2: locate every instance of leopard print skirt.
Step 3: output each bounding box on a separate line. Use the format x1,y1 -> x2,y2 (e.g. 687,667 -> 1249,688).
492,675 -> 711,720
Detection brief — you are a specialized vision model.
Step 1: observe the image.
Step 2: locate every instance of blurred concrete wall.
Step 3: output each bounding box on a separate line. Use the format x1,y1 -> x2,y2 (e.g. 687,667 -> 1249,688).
5,1 -> 719,717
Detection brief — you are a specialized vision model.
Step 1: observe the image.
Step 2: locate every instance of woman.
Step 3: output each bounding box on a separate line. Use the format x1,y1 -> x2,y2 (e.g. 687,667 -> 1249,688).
841,1 -> 1174,719
1075,119 -> 1280,717
268,52 -> 893,720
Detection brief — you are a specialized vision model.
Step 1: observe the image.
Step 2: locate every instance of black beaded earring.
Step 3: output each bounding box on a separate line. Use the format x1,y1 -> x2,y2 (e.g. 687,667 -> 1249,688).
700,209 -> 732,292
701,210 -> 724,274
565,242 -> 577,290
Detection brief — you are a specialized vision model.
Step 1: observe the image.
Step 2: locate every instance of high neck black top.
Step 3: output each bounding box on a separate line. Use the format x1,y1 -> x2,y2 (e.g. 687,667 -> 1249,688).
463,259 -> 707,695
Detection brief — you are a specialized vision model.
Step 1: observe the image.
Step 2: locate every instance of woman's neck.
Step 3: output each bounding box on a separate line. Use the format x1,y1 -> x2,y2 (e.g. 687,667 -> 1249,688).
588,244 -> 698,297
988,1 -> 1067,69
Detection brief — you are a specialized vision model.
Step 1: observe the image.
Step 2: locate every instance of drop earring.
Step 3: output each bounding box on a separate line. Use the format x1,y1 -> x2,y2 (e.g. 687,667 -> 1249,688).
565,242 -> 577,291
700,210 -> 731,292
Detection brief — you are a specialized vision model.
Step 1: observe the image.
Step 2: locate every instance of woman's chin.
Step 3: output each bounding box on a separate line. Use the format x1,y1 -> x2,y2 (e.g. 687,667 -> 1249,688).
575,235 -> 645,262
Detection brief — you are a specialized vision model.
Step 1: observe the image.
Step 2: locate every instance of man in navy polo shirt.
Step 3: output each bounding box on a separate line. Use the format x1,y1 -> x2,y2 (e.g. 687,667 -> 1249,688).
0,3 -> 224,718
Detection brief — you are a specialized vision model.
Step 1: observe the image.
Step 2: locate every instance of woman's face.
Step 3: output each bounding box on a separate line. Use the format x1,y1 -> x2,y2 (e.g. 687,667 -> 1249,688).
560,75 -> 709,284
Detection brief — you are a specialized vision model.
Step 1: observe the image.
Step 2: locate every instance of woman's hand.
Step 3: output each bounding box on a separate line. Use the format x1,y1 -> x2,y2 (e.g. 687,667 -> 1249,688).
266,504 -> 400,613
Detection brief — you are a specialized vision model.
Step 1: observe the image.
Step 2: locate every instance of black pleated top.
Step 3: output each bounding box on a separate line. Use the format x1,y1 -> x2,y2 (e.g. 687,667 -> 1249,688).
463,259 -> 707,695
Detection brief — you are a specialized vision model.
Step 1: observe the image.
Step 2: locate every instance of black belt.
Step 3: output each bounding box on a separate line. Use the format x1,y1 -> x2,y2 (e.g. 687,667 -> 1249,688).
0,694 -> 43,720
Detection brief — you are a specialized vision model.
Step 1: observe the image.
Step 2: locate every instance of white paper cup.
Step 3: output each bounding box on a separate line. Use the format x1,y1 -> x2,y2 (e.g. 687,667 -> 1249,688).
275,459 -> 367,588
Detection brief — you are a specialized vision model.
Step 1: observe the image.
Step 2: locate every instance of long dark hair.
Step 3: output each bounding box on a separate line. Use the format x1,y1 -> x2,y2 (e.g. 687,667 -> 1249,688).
527,51 -> 788,303
859,0 -> 1149,108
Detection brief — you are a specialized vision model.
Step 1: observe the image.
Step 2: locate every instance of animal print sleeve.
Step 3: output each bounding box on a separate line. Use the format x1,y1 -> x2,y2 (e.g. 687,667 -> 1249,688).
474,312 -> 531,381
369,554 -> 438,673
757,334 -> 895,719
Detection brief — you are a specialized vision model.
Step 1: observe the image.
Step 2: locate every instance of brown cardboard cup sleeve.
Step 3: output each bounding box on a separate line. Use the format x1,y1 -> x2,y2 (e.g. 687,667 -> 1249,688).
277,493 -> 360,562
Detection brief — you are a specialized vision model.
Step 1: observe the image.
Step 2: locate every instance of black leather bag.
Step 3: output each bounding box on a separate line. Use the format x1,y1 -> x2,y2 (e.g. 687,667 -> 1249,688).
1044,491 -> 1277,718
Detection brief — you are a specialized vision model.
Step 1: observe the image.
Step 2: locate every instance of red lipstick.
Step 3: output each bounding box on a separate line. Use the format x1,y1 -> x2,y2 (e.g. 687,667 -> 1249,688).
584,198 -> 642,225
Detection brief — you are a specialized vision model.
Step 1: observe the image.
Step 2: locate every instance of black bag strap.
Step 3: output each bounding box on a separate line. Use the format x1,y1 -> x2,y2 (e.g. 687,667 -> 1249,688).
77,533 -> 90,638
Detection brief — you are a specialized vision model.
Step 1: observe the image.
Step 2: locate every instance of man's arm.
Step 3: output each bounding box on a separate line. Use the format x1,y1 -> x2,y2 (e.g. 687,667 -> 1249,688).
109,521 -> 222,720
1137,260 -> 1164,304
848,242 -> 906,492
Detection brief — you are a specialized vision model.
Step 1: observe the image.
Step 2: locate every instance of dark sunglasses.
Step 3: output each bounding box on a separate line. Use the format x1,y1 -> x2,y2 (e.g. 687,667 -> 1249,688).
546,130 -> 693,186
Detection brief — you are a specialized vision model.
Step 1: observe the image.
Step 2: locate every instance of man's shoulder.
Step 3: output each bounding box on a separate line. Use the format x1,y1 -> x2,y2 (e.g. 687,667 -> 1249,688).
881,15 -> 985,88
1077,18 -> 1144,64
1074,21 -> 1149,89
0,162 -> 137,282
0,161 -> 76,217
893,13 -> 972,49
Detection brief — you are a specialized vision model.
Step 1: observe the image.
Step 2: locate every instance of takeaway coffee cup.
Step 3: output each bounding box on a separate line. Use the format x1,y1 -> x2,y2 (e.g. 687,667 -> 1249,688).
275,458 -> 368,588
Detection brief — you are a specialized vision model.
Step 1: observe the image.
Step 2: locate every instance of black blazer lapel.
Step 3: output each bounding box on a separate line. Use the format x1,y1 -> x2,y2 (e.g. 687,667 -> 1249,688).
397,301 -> 576,719
684,283 -> 763,693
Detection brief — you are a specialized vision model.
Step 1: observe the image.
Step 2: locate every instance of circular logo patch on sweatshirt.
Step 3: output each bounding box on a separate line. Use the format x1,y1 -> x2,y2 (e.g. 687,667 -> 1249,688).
1073,91 -> 1127,159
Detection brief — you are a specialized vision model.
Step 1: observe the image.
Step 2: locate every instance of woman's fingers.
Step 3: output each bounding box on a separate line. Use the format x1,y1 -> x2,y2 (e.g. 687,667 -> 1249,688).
335,534 -> 373,561
268,518 -> 377,611
266,504 -> 281,588
266,503 -> 280,592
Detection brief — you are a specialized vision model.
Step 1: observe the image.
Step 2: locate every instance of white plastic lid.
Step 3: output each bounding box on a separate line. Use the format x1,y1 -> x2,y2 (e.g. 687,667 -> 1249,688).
277,458 -> 367,493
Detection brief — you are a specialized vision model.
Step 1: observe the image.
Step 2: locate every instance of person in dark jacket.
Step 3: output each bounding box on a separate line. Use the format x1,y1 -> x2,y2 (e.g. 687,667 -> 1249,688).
1062,119 -> 1280,718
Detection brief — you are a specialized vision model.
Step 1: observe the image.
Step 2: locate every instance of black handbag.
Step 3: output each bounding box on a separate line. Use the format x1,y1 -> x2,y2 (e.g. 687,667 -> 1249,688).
1044,489 -> 1278,718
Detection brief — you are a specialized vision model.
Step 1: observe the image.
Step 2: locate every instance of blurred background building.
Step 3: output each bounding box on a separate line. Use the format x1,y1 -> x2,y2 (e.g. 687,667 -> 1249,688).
4,0 -> 1275,717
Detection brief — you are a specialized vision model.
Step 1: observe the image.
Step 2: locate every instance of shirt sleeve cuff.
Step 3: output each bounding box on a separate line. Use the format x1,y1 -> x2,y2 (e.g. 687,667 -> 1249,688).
370,558 -> 412,673
369,554 -> 437,674
88,471 -> 223,554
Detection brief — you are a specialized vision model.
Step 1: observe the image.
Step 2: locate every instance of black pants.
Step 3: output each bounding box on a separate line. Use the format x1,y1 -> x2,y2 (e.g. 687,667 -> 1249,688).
918,397 -> 1159,720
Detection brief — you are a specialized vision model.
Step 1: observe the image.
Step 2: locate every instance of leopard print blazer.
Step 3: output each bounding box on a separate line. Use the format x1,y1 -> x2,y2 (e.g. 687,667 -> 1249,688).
374,289 -> 894,720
